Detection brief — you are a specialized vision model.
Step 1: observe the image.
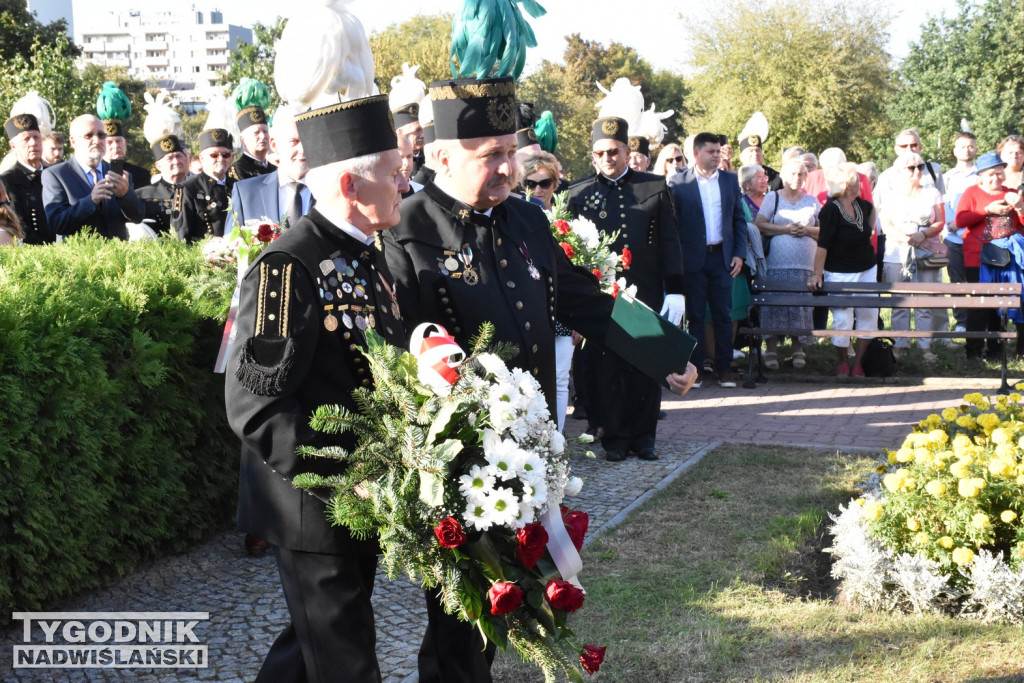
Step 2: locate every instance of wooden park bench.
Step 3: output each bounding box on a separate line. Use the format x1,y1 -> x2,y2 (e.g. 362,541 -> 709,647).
737,280 -> 1023,392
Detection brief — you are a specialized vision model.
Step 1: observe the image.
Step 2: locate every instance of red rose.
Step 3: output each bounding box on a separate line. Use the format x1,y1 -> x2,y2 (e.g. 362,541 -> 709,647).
621,246 -> 632,269
580,645 -> 606,674
544,579 -> 585,612
560,241 -> 575,259
592,268 -> 602,280
554,219 -> 572,235
433,516 -> 466,549
256,223 -> 274,243
487,581 -> 524,615
562,509 -> 589,552
515,522 -> 549,569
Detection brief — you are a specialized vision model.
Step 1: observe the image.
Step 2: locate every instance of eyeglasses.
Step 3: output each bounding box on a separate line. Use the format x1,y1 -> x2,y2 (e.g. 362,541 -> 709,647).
669,155 -> 684,163
593,149 -> 620,158
208,151 -> 233,158
82,132 -> 107,140
523,178 -> 555,190
896,142 -> 918,149
905,164 -> 926,172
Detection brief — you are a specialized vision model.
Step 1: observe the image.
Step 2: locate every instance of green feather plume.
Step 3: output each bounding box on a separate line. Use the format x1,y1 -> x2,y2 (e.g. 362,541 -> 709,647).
534,110 -> 557,154
232,78 -> 271,112
450,0 -> 546,79
96,81 -> 131,121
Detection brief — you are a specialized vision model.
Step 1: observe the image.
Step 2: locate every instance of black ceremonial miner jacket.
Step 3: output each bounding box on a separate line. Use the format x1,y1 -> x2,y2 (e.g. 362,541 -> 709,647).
225,209 -> 406,554
384,182 -> 614,413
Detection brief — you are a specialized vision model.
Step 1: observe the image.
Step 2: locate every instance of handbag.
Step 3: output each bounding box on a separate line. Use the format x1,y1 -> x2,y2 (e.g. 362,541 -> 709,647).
980,242 -> 1012,268
914,236 -> 950,268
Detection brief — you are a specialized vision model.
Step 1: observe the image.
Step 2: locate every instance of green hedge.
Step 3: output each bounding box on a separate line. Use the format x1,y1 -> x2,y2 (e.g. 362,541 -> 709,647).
0,235 -> 238,620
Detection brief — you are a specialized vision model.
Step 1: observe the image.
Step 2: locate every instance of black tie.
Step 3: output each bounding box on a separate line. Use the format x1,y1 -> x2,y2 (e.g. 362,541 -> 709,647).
287,183 -> 304,227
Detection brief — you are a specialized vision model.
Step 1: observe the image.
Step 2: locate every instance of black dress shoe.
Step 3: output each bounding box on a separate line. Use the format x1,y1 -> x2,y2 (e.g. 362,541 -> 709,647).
635,448 -> 659,461
245,533 -> 270,557
604,449 -> 627,462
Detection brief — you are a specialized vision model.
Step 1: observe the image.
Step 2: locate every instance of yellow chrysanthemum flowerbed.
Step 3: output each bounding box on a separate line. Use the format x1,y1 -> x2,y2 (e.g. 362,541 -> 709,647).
860,391 -> 1024,578
829,390 -> 1024,621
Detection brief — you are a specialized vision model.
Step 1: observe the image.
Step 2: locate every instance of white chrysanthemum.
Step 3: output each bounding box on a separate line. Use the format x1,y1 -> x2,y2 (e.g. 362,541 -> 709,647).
520,477 -> 548,508
476,353 -> 510,380
565,476 -> 583,496
517,451 -> 547,484
483,486 -> 521,528
464,499 -> 491,531
571,216 -> 600,250
483,431 -> 520,480
515,504 -> 537,528
458,464 -> 496,501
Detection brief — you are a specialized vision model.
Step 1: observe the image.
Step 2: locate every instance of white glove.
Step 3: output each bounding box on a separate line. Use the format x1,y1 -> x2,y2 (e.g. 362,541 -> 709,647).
660,293 -> 685,326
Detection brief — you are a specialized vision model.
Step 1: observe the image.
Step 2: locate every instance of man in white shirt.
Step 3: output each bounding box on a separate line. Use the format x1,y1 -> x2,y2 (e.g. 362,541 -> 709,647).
942,132 -> 978,332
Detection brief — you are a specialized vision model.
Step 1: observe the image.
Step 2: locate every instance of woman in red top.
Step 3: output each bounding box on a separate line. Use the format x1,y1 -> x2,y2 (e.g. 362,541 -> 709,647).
956,152 -> 1024,358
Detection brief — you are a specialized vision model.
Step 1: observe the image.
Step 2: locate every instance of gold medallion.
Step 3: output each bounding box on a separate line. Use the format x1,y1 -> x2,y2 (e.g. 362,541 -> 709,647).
324,314 -> 338,331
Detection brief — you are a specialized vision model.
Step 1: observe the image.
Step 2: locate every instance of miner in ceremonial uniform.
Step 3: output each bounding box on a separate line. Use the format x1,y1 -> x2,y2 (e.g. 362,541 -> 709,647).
410,98 -> 437,187
739,133 -> 780,190
102,118 -> 152,191
136,134 -> 188,234
1,113 -> 54,243
173,128 -> 233,242
385,76 -> 696,682
228,104 -> 276,189
567,118 -> 685,461
627,135 -> 651,172
389,63 -> 426,177
225,94 -> 409,683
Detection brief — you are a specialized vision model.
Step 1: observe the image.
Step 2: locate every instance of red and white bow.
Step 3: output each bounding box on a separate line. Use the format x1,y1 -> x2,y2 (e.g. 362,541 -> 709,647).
409,323 -> 466,396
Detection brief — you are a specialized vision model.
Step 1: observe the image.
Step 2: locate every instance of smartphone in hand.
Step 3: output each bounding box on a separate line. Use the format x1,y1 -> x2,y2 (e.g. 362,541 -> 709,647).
109,158 -> 124,176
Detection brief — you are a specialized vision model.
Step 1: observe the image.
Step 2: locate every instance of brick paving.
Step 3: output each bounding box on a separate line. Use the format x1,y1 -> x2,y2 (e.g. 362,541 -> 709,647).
0,377 -> 1010,682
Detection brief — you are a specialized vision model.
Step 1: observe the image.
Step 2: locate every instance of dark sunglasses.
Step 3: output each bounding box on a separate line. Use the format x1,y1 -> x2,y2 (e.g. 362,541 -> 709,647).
905,163 -> 926,172
523,178 -> 555,190
669,155 -> 684,163
82,132 -> 107,140
208,151 -> 233,159
593,149 -> 620,158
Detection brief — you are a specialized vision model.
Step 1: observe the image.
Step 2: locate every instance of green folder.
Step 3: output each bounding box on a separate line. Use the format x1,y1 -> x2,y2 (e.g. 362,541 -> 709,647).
605,294 -> 697,388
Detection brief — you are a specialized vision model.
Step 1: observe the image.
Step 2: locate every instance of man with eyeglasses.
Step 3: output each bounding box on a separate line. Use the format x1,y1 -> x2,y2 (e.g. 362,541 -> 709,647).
42,114 -> 144,241
173,128 -> 234,242
566,117 -> 685,462
874,128 -> 945,215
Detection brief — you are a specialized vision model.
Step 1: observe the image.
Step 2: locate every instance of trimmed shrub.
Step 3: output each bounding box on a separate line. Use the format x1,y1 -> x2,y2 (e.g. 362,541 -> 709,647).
0,234 -> 238,621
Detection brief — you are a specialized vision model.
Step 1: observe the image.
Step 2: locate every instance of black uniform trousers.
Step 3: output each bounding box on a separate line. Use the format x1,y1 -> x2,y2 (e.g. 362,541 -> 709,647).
595,348 -> 661,454
418,589 -> 495,683
258,548 -> 381,683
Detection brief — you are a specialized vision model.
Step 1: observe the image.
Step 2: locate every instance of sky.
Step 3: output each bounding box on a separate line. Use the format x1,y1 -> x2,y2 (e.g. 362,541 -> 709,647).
74,0 -> 963,75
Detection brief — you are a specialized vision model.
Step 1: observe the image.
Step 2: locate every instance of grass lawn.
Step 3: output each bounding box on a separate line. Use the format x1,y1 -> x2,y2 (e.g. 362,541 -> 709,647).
492,445 -> 1024,682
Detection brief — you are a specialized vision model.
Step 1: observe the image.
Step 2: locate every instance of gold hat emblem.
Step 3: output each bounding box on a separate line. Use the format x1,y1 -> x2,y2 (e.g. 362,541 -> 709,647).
250,108 -> 267,124
13,115 -> 32,130
211,129 -> 228,145
746,135 -> 761,147
486,97 -> 515,131
601,119 -> 619,136
160,137 -> 175,152
104,120 -> 120,136
628,137 -> 640,151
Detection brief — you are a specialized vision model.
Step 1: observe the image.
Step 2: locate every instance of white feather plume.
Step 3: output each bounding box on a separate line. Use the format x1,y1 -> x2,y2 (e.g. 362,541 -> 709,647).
961,118 -> 972,133
595,78 -> 644,131
203,94 -> 239,148
418,97 -> 434,126
10,91 -> 55,136
142,90 -> 182,144
632,104 -> 675,148
388,62 -> 425,111
738,111 -> 769,144
274,0 -> 378,110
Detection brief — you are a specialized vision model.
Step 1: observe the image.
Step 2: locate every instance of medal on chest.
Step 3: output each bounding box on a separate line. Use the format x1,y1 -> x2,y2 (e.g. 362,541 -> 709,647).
460,245 -> 479,286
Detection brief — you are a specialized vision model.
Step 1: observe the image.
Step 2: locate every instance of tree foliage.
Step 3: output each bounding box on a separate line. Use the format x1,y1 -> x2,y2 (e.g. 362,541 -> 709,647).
370,14 -> 454,94
683,0 -> 893,165
0,0 -> 78,62
222,18 -> 287,110
519,34 -> 689,180
882,0 -> 1024,167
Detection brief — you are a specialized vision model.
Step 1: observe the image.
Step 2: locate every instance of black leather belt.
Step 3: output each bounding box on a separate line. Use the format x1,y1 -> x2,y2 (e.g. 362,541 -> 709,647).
706,243 -> 723,253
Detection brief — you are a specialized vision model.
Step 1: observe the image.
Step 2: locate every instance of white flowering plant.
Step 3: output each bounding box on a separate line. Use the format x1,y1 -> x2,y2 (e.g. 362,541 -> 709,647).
546,191 -> 626,294
828,390 -> 1024,622
294,322 -> 606,679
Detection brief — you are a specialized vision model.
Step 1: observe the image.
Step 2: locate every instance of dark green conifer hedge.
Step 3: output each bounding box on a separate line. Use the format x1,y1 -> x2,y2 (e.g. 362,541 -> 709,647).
0,235 -> 238,620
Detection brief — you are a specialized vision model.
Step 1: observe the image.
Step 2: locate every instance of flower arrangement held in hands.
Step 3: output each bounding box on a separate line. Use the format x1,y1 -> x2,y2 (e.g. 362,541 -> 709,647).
202,216 -> 285,270
294,322 -> 607,679
546,191 -> 634,298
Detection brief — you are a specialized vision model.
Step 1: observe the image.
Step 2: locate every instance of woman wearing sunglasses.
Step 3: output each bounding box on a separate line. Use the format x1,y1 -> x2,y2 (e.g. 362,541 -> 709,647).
653,143 -> 686,178
518,151 -> 560,210
880,151 -> 945,362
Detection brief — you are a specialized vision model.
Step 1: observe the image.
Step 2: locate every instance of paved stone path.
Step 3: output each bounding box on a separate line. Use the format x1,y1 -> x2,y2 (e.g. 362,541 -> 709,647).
0,378 -> 1009,681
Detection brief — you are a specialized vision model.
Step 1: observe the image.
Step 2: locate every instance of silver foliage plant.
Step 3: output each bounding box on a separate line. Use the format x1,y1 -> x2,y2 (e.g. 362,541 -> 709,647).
828,493 -> 1024,623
